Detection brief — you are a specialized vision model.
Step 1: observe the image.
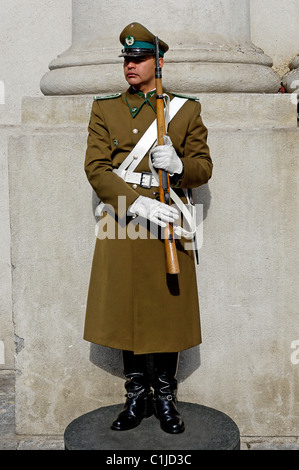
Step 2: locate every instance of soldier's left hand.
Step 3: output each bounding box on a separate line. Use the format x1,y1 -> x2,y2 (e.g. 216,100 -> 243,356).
150,135 -> 183,175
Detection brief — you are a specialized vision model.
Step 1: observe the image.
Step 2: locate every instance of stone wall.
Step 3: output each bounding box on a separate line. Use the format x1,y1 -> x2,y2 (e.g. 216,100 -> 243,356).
7,94 -> 299,437
0,0 -> 72,371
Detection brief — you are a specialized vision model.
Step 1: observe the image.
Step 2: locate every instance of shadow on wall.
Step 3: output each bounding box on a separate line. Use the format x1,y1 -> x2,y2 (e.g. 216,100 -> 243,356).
193,183 -> 212,221
88,183 -> 211,382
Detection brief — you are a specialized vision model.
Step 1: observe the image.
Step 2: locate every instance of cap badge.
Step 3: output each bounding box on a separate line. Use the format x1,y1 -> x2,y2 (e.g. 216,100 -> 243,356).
125,35 -> 135,46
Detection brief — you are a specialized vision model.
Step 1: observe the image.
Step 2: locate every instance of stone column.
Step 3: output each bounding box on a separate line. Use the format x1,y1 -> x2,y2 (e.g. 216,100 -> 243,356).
282,55 -> 299,92
40,0 -> 280,95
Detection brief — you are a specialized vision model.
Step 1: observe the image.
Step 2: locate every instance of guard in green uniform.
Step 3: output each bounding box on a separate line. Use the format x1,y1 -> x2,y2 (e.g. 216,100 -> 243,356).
84,22 -> 213,434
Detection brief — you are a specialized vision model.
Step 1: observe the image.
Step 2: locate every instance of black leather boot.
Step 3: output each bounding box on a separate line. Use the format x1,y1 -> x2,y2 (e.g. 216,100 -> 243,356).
111,351 -> 154,431
152,352 -> 185,434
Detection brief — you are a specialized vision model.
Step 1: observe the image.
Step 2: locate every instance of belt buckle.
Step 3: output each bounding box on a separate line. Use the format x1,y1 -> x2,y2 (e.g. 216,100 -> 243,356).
140,172 -> 153,189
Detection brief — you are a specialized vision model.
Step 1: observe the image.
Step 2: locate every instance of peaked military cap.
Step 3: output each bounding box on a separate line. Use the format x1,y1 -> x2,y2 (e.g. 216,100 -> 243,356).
119,22 -> 169,58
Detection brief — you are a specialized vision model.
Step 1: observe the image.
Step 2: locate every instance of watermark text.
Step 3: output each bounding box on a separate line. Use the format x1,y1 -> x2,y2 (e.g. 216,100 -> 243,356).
290,340 -> 299,365
94,196 -> 203,252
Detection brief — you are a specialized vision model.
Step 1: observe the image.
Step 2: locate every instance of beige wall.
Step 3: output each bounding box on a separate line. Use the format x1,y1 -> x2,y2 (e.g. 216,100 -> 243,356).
0,0 -> 71,370
0,0 -> 72,125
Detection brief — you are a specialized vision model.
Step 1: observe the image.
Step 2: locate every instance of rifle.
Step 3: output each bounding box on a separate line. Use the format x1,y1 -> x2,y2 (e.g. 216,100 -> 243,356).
154,36 -> 180,274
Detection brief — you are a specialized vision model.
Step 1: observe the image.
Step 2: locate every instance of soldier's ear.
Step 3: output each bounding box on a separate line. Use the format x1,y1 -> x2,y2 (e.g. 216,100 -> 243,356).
159,57 -> 164,68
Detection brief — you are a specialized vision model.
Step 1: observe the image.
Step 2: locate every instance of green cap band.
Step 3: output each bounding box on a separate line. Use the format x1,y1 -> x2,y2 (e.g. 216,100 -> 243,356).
124,40 -> 164,57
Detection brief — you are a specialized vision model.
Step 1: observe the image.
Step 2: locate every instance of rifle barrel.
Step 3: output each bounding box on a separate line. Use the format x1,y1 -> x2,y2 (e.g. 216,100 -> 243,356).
154,36 -> 180,274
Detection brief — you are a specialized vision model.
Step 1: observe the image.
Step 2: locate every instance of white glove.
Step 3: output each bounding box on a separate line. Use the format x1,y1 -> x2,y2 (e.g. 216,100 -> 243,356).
150,135 -> 183,175
127,196 -> 179,228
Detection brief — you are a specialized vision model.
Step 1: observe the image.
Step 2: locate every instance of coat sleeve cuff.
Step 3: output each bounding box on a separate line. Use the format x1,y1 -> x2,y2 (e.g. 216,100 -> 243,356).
170,162 -> 185,188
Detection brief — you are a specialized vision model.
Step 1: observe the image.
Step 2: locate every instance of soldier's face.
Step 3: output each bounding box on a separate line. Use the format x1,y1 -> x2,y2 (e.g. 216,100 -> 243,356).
123,56 -> 164,93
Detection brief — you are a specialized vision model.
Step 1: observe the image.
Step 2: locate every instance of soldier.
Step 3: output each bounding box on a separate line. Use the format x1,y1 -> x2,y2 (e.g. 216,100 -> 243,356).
83,22 -> 213,434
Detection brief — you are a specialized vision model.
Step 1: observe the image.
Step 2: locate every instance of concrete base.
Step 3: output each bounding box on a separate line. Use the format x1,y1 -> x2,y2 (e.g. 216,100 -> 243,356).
64,402 -> 240,450
21,93 -> 297,129
7,94 -> 299,438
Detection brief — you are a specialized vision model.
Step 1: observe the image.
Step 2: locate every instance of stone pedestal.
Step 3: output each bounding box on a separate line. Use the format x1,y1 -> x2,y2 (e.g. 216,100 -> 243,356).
64,403 -> 241,450
40,0 -> 280,95
8,94 -> 299,437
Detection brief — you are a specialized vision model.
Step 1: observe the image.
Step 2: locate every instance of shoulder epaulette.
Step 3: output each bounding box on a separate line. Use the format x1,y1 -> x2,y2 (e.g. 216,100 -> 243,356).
93,93 -> 122,101
171,92 -> 199,102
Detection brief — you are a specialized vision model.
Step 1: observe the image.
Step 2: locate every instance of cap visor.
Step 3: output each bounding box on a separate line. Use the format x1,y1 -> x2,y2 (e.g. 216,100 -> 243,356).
118,49 -> 155,58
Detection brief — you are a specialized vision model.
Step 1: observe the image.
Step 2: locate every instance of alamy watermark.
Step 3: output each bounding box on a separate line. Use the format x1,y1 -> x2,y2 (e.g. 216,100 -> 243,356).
290,340 -> 299,365
94,195 -> 203,252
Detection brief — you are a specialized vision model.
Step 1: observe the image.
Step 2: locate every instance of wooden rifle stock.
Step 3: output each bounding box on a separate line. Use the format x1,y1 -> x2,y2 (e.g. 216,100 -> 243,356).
154,37 -> 180,274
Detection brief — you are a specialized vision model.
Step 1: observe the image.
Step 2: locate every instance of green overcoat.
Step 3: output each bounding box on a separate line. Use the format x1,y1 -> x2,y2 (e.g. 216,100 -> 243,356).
83,87 -> 213,354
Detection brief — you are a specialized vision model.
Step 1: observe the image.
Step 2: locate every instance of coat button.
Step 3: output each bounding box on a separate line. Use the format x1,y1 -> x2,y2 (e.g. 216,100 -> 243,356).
132,184 -> 138,189
132,128 -> 139,134
133,155 -> 138,160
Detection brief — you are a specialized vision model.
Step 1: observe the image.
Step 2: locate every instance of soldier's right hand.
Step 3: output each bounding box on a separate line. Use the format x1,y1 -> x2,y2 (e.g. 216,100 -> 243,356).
127,196 -> 179,227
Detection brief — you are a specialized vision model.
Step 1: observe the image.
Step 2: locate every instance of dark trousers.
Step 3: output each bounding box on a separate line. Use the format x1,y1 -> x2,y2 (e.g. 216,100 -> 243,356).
122,350 -> 178,395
